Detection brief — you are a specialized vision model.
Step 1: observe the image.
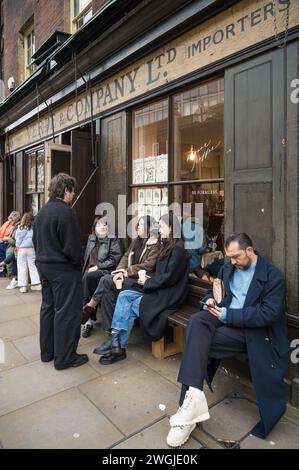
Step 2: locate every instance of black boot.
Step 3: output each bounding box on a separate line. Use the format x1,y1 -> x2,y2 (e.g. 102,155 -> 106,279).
93,332 -> 121,356
99,349 -> 126,365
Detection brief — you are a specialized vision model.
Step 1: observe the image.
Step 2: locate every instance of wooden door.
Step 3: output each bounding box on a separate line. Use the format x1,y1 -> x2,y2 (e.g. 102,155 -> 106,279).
100,112 -> 127,237
225,48 -> 285,273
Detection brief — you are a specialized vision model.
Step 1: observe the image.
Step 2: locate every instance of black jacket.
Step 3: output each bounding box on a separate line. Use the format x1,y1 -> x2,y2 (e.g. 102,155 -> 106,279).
33,198 -> 83,270
82,234 -> 123,274
139,244 -> 189,341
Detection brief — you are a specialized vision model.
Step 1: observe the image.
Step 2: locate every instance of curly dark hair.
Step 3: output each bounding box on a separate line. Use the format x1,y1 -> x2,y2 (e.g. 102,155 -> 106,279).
48,173 -> 76,200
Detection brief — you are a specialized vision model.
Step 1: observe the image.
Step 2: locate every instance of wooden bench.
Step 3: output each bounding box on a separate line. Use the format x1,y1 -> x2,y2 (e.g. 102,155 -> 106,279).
151,275 -> 211,359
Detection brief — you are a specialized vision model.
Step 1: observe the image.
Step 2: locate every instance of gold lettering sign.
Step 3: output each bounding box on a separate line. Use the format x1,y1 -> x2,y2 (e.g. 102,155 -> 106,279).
5,0 -> 298,153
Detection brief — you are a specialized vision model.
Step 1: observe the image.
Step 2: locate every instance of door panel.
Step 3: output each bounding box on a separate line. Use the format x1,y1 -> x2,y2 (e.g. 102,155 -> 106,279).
71,130 -> 96,244
100,112 -> 127,236
225,48 -> 285,272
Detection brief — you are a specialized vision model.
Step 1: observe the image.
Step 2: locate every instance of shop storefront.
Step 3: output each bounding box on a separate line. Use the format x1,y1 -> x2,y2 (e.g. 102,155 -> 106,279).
1,0 -> 299,401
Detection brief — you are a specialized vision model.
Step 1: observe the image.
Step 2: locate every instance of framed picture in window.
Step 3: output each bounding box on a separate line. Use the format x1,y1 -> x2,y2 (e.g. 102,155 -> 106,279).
156,154 -> 168,182
138,188 -> 145,205
138,204 -> 145,219
145,188 -> 153,205
144,157 -> 156,183
133,158 -> 143,184
153,188 -> 161,205
160,205 -> 168,216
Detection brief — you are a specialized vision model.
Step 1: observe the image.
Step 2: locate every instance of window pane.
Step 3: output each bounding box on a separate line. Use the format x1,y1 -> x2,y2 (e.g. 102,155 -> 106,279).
131,186 -> 169,227
173,78 -> 224,181
173,182 -> 224,257
132,99 -> 168,184
25,153 -> 36,193
74,0 -> 91,16
37,150 -> 45,192
83,8 -> 92,24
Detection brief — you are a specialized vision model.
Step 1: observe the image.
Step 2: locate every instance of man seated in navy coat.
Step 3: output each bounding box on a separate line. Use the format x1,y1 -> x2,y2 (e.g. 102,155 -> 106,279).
167,233 -> 290,448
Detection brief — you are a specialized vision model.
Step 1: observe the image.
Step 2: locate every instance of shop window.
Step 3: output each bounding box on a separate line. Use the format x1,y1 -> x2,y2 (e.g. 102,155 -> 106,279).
130,79 -> 224,271
173,78 -> 224,182
25,149 -> 45,215
131,99 -> 169,221
71,0 -> 92,32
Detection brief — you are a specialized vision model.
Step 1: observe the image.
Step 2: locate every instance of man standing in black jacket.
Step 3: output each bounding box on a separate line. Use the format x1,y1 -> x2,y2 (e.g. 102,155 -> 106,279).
33,173 -> 88,370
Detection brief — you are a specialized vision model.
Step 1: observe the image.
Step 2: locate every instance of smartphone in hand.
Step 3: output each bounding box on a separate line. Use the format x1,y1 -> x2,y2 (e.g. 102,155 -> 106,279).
199,299 -> 216,307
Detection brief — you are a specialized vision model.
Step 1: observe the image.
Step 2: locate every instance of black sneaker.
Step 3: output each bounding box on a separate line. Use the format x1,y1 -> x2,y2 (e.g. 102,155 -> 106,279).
82,322 -> 93,338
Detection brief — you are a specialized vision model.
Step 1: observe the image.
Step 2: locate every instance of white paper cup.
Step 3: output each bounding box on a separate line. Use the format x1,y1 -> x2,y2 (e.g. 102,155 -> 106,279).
138,270 -> 146,281
116,279 -> 123,290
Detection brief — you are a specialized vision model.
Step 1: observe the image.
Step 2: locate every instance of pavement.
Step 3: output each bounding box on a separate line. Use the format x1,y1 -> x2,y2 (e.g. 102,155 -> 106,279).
0,276 -> 299,449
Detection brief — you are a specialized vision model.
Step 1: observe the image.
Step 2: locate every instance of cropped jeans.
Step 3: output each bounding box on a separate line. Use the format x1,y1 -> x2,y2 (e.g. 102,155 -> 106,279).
111,290 -> 144,348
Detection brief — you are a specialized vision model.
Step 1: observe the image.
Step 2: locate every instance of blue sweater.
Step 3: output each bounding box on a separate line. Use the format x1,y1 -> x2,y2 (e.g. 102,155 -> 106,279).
220,261 -> 257,322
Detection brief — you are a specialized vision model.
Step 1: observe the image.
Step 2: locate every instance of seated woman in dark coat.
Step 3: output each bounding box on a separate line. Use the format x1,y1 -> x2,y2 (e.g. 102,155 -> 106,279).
82,215 -> 161,333
81,216 -> 123,337
93,212 -> 190,365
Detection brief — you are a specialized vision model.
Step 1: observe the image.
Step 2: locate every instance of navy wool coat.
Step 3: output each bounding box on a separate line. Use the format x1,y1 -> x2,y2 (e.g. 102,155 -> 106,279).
204,254 -> 290,439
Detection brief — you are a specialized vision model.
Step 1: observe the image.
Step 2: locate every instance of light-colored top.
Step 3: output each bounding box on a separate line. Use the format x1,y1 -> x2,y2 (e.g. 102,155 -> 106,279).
16,227 -> 34,249
220,261 -> 257,322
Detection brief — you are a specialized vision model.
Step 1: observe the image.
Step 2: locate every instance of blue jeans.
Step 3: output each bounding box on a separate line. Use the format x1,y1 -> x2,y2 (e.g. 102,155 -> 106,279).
111,290 -> 144,348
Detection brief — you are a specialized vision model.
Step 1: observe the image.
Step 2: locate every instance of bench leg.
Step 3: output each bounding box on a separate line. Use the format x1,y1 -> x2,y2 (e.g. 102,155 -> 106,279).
151,325 -> 185,360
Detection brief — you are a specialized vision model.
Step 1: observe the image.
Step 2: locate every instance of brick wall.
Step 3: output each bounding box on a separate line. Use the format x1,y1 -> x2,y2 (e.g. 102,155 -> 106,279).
2,0 -> 111,98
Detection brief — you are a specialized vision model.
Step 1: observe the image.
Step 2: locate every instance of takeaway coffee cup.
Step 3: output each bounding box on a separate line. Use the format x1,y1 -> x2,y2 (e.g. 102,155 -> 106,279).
115,278 -> 123,290
138,270 -> 146,281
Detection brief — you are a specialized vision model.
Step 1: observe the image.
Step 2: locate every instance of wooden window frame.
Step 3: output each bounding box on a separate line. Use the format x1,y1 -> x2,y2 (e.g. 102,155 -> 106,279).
70,0 -> 92,33
23,23 -> 35,79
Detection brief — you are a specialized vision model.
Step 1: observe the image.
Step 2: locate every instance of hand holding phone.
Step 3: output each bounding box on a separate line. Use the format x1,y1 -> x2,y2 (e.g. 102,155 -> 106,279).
200,298 -> 216,307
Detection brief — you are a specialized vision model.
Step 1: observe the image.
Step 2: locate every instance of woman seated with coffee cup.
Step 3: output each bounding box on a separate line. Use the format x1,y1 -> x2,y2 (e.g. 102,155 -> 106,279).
82,215 -> 160,335
93,212 -> 190,365
81,216 -> 123,337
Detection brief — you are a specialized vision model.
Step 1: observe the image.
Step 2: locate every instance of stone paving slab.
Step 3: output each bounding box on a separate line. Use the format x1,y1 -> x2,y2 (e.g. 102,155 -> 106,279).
0,341 -> 27,372
13,334 -> 40,362
114,417 -> 201,449
0,387 -> 123,449
0,360 -> 99,417
0,301 -> 42,324
241,419 -> 299,449
203,397 -> 260,441
79,362 -> 179,436
0,317 -> 39,341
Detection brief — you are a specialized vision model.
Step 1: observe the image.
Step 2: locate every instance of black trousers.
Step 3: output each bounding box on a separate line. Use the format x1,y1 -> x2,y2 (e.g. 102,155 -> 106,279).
83,270 -> 106,304
37,263 -> 83,366
178,310 -> 247,406
93,274 -> 119,332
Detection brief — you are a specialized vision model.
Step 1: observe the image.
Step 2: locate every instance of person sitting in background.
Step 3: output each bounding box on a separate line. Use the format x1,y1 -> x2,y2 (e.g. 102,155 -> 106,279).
93,212 -> 190,365
182,216 -> 206,274
81,216 -> 123,338
0,212 -> 19,263
82,215 -> 160,333
3,211 -> 21,289
16,212 -> 41,293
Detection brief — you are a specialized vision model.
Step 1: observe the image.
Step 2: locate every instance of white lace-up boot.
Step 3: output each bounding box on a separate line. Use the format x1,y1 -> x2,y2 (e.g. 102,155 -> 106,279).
166,423 -> 196,447
170,387 -> 210,427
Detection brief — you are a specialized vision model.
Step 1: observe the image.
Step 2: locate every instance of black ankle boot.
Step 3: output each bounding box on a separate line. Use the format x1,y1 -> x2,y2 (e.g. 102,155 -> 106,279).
93,332 -> 121,356
99,349 -> 126,365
